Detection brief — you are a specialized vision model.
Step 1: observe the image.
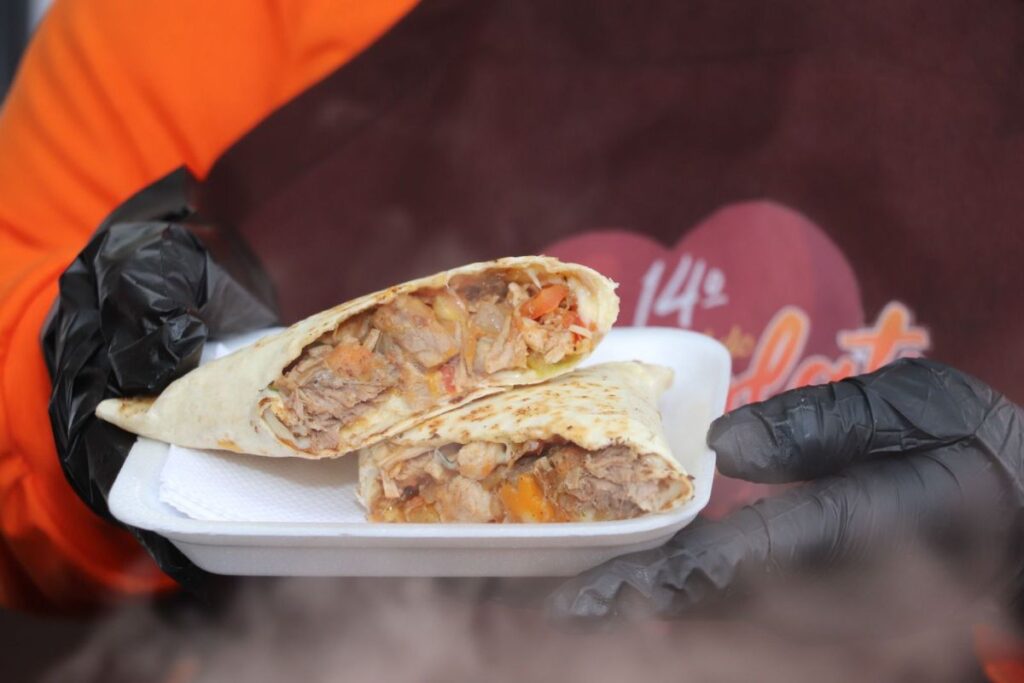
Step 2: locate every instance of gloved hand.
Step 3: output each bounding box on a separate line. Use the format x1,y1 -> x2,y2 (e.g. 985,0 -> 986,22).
548,358 -> 1024,620
43,168 -> 279,590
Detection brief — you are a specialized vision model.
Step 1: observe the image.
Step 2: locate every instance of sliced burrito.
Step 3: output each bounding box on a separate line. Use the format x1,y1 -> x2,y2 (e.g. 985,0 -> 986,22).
358,362 -> 693,523
96,257 -> 618,458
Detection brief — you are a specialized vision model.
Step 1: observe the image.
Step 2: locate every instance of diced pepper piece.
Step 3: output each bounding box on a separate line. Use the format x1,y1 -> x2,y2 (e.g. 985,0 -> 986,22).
499,474 -> 555,522
520,285 -> 569,320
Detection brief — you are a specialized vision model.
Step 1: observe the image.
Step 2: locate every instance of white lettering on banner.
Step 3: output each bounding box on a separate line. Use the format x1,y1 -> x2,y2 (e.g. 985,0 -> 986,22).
633,254 -> 729,327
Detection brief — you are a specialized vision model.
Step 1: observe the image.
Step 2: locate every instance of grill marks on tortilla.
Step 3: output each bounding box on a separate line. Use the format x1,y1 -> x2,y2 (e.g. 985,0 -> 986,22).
365,440 -> 691,523
267,269 -> 594,452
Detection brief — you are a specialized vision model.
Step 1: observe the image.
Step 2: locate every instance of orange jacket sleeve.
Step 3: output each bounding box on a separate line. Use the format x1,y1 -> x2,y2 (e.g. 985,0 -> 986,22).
0,0 -> 415,611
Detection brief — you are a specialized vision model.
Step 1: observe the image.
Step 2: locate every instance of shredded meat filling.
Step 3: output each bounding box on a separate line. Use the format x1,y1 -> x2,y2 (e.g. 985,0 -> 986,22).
368,440 -> 688,523
273,344 -> 400,451
372,295 -> 459,368
268,270 -> 595,450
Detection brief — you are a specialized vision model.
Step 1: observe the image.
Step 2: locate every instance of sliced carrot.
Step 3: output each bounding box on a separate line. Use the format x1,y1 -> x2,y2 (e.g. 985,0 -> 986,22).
520,285 -> 569,320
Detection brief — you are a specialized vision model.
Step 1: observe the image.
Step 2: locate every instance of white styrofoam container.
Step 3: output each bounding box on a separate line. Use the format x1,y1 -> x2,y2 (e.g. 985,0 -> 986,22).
108,327 -> 731,577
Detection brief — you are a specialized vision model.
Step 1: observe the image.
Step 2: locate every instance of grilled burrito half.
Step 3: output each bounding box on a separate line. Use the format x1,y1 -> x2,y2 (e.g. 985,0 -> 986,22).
358,362 -> 693,523
96,257 -> 618,458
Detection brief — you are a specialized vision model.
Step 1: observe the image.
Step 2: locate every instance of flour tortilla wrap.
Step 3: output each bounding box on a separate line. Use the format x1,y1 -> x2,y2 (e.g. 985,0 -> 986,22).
358,362 -> 693,523
96,257 -> 618,458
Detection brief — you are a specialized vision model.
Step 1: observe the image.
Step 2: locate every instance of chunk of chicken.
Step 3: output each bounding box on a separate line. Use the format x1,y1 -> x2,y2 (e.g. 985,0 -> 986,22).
456,442 -> 508,480
482,315 -> 529,374
434,477 -> 495,522
519,317 -> 576,364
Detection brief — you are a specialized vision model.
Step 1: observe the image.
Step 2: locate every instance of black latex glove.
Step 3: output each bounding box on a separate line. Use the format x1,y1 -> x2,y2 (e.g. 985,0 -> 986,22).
43,168 -> 279,591
548,358 -> 1024,620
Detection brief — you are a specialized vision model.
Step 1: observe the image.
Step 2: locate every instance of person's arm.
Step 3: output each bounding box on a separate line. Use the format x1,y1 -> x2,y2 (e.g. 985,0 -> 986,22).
0,0 -> 415,610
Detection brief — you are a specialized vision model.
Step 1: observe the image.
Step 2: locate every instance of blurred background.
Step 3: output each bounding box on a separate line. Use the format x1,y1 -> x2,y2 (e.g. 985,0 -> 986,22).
0,0 -> 48,101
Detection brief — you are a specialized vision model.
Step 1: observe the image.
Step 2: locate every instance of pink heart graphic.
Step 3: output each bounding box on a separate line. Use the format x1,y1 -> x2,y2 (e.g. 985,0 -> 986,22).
544,200 -> 865,376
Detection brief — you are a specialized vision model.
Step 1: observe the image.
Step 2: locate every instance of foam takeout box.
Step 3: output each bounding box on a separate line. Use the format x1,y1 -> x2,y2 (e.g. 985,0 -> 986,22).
109,327 -> 730,577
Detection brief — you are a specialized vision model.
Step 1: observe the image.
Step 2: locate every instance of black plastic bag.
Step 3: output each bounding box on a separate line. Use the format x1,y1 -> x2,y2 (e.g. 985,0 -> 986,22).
43,168 -> 279,592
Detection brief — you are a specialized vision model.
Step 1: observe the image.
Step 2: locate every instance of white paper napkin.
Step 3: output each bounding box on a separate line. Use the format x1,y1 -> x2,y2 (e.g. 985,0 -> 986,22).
159,445 -> 364,523
157,328 -> 364,523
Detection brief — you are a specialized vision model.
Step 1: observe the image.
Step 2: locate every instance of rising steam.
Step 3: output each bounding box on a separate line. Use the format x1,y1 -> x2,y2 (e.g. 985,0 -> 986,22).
42,544 -> 1012,683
